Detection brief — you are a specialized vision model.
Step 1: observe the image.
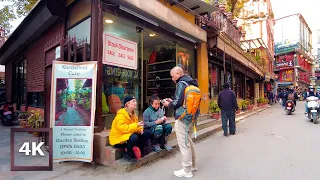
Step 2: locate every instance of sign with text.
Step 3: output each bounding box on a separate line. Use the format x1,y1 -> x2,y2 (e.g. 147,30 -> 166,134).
103,33 -> 137,70
50,61 -> 97,162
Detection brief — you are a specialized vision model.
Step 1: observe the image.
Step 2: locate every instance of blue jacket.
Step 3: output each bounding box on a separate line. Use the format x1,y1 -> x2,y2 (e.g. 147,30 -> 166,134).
218,88 -> 238,111
143,106 -> 165,129
169,75 -> 198,119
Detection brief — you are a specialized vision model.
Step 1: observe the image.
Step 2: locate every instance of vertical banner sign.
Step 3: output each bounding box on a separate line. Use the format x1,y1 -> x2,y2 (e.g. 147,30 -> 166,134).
102,33 -> 137,70
50,61 -> 97,162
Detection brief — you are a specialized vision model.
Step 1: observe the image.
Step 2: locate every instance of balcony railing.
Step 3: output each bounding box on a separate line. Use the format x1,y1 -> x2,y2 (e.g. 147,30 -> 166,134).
197,11 -> 241,46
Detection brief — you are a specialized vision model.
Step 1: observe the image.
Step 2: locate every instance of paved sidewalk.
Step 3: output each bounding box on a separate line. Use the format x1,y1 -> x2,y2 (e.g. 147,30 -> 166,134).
0,105 -> 270,180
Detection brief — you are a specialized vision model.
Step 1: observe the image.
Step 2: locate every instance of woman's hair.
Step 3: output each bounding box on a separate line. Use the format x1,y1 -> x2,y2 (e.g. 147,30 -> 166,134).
149,94 -> 160,105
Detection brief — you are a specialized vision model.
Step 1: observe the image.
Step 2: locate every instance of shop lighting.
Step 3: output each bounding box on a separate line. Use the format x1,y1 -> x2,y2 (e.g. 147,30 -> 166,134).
119,6 -> 159,27
305,59 -> 308,61
300,55 -> 303,58
175,32 -> 196,43
149,33 -> 156,37
105,19 -> 113,23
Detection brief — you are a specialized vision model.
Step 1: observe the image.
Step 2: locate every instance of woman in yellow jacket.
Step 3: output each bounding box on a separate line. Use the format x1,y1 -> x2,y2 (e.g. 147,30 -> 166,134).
109,96 -> 152,162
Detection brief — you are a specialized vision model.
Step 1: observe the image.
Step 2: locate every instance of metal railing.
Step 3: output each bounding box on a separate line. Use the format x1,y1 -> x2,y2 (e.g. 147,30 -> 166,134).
197,11 -> 241,46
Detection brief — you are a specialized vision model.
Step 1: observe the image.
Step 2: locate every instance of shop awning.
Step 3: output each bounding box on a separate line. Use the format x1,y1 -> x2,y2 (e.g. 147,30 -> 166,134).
105,0 -> 208,42
241,38 -> 274,62
167,0 -> 219,16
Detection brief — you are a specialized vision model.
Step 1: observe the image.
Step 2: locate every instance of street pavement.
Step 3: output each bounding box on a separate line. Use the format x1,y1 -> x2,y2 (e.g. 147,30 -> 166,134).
2,101 -> 320,180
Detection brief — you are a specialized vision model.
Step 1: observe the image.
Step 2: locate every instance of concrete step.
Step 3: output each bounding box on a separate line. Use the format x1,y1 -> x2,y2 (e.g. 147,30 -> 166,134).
114,124 -> 220,172
105,118 -> 218,146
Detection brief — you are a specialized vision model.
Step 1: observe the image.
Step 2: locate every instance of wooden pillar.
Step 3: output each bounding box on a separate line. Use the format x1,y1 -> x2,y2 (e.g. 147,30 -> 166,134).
231,58 -> 234,90
91,0 -> 103,132
223,46 -> 227,83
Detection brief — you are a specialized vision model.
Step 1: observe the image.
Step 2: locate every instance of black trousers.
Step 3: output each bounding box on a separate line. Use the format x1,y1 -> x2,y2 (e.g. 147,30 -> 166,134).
114,129 -> 152,154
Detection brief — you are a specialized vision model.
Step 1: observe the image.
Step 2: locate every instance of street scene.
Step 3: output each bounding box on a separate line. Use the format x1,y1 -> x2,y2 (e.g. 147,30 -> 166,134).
2,102 -> 320,179
1,0 -> 320,179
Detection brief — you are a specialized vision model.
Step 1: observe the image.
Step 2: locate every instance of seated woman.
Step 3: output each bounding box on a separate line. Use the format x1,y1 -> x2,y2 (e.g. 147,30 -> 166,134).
109,96 -> 151,162
143,95 -> 172,152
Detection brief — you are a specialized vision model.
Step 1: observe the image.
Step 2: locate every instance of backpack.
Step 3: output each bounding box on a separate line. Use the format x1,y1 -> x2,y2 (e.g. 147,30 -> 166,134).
288,93 -> 294,100
178,81 -> 201,144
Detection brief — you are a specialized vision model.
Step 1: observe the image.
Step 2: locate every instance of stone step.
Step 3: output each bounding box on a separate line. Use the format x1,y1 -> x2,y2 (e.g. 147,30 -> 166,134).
105,118 -> 218,146
114,124 -> 220,172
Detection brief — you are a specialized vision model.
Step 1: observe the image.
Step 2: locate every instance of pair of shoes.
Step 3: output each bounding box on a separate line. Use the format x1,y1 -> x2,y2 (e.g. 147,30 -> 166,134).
153,144 -> 162,152
163,144 -> 172,151
132,146 -> 141,160
230,132 -> 236,135
173,169 -> 193,178
223,133 -> 228,137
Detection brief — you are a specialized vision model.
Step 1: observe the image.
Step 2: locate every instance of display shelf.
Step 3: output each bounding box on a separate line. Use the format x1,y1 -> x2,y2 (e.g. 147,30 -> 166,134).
148,69 -> 171,74
148,78 -> 172,82
148,60 -> 175,66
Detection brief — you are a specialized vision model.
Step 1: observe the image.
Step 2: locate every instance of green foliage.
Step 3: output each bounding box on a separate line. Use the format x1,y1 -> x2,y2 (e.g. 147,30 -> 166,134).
84,101 -> 91,111
220,0 -> 249,18
209,101 -> 220,113
0,0 -> 37,35
239,99 -> 249,109
257,97 -> 268,104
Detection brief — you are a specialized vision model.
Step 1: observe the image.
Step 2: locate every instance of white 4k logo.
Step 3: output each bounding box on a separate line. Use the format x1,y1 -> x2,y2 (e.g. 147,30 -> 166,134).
19,142 -> 45,156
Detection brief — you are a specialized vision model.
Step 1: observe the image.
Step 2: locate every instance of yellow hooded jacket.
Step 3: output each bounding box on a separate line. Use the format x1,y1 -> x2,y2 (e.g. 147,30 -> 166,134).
109,108 -> 143,146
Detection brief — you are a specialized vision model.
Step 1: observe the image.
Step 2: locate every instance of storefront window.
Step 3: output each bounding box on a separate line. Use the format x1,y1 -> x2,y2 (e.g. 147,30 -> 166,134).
67,17 -> 91,44
101,11 -> 197,127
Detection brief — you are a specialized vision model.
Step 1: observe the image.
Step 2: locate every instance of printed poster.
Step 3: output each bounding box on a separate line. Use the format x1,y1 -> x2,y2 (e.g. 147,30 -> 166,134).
50,61 -> 97,162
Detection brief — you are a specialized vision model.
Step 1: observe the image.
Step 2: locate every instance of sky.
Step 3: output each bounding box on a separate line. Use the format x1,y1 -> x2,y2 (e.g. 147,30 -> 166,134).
270,0 -> 320,54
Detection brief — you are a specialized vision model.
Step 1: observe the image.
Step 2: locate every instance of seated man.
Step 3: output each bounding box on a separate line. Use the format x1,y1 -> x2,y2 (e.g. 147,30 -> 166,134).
143,95 -> 172,152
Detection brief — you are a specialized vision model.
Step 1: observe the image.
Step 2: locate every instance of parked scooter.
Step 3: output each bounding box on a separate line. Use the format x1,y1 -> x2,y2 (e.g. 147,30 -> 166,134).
285,100 -> 295,115
306,96 -> 320,124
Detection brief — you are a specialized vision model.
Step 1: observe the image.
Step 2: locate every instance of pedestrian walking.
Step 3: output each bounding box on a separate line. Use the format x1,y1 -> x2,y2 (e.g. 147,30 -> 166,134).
162,66 -> 198,178
218,83 -> 239,136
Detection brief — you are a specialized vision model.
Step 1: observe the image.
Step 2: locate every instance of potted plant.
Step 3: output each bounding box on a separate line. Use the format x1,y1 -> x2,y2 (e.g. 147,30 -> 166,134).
247,99 -> 254,110
27,110 -> 44,137
209,101 -> 220,120
17,112 -> 29,128
239,99 -> 249,111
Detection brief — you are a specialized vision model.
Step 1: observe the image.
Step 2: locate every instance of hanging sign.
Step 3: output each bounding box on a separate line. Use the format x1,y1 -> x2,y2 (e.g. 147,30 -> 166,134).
103,33 -> 137,70
50,61 -> 97,162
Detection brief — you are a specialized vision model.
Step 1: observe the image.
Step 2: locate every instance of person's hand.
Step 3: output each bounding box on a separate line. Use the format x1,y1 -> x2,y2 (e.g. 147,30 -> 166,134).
137,121 -> 144,126
155,118 -> 164,124
165,98 -> 173,102
162,100 -> 169,107
139,129 -> 144,135
162,116 -> 167,121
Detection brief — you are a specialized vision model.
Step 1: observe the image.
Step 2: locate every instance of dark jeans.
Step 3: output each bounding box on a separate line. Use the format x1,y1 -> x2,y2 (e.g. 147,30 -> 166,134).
114,129 -> 152,154
221,110 -> 236,135
151,124 -> 173,146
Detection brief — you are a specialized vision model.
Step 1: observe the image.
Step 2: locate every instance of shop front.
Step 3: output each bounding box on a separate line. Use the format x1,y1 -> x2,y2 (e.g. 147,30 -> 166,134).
98,1 -> 209,129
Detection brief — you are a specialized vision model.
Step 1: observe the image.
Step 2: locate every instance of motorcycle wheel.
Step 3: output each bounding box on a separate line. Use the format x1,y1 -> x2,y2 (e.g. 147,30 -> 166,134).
312,113 -> 318,124
286,110 -> 292,115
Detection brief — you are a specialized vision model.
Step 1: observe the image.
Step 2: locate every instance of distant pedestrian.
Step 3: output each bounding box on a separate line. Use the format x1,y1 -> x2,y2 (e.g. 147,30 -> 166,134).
218,83 -> 239,136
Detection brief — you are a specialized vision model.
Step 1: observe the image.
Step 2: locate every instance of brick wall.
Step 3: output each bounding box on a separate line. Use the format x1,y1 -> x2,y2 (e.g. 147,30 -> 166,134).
26,22 -> 63,92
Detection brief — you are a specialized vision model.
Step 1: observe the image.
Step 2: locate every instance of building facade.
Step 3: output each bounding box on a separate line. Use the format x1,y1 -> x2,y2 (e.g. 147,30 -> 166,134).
238,0 -> 275,95
198,2 -> 267,103
273,13 -> 313,90
0,0 -> 217,131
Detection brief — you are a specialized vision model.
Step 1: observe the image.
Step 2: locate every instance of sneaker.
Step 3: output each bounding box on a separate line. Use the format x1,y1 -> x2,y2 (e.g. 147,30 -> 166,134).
164,144 -> 172,151
192,167 -> 197,171
173,169 -> 193,178
153,144 -> 162,152
132,146 -> 141,160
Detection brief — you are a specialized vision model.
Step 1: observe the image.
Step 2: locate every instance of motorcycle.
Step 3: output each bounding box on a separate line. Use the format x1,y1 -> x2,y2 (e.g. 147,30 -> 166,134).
285,100 -> 295,115
306,96 -> 320,124
0,102 -> 14,126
